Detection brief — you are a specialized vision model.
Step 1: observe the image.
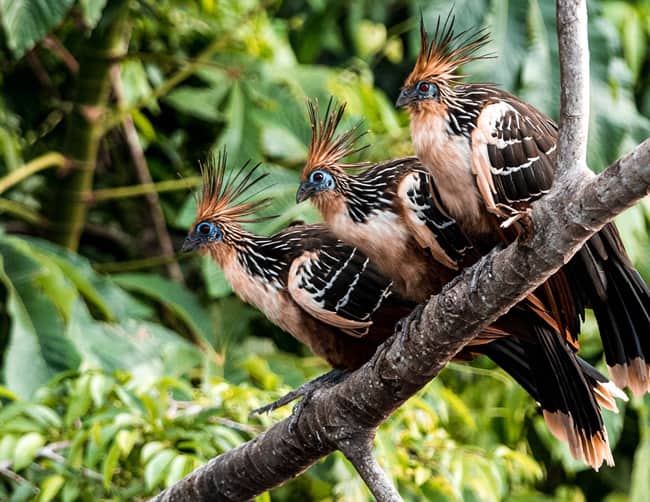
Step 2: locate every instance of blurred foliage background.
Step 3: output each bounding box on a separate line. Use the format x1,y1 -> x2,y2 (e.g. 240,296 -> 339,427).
0,0 -> 649,500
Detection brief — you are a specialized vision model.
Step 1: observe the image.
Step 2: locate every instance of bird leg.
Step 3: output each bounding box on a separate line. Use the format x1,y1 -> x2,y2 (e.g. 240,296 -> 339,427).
249,369 -> 349,425
469,248 -> 497,295
497,203 -> 534,235
392,303 -> 426,350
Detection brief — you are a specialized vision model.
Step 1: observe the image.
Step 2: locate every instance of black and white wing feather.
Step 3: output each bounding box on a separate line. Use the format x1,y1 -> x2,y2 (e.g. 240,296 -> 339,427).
287,243 -> 393,337
469,89 -> 557,213
398,170 -> 472,269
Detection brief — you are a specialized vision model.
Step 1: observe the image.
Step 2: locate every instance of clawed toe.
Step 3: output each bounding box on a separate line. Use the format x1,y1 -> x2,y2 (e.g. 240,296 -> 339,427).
249,369 -> 349,427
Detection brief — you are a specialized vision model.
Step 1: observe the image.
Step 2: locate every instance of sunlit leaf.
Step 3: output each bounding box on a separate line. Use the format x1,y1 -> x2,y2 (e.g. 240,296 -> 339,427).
12,431 -> 44,471
38,474 -> 65,502
144,449 -> 176,490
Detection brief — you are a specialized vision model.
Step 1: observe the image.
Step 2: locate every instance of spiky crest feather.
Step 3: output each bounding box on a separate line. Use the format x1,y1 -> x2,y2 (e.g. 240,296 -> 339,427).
403,13 -> 491,89
196,150 -> 274,224
303,98 -> 368,178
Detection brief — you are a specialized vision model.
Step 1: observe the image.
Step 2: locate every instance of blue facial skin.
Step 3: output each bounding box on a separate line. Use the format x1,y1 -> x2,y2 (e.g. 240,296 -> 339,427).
296,170 -> 336,203
396,80 -> 439,107
181,221 -> 223,252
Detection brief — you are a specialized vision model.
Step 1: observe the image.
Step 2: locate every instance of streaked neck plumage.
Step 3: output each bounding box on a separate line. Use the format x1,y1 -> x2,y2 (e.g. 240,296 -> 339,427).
408,86 -> 494,236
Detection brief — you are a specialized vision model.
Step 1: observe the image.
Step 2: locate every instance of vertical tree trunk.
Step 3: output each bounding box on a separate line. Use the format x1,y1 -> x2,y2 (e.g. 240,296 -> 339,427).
51,0 -> 130,250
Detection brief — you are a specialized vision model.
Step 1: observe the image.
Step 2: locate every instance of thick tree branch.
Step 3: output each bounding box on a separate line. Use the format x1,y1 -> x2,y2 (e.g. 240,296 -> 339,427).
151,142 -> 650,502
152,2 -> 649,500
556,0 -> 590,173
341,437 -> 403,502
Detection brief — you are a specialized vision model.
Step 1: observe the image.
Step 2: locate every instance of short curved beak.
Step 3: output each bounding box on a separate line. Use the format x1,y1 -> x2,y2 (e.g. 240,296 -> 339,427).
296,182 -> 316,203
396,87 -> 417,108
181,234 -> 200,253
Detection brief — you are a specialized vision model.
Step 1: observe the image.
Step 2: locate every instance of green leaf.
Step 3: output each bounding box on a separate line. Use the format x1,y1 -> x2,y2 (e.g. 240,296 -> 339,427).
24,237 -> 153,321
63,374 -> 92,426
120,59 -> 157,110
12,431 -> 45,471
622,8 -> 646,79
65,300 -> 200,380
0,0 -> 76,58
115,429 -> 140,458
0,245 -> 77,397
164,86 -> 229,122
260,125 -> 308,164
141,441 -> 166,463
214,82 -> 249,166
101,439 -> 121,488
0,435 -> 17,462
78,0 -> 108,29
165,454 -> 191,486
201,258 -> 233,299
144,449 -> 176,490
630,438 -> 650,502
112,273 -> 216,349
38,474 -> 65,502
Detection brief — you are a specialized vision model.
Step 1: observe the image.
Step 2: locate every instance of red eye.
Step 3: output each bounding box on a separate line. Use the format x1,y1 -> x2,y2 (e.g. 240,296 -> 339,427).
313,172 -> 324,182
418,81 -> 430,93
197,222 -> 212,235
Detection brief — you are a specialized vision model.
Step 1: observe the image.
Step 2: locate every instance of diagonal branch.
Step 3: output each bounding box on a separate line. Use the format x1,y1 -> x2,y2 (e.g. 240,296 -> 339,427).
152,1 -> 649,500
151,138 -> 650,502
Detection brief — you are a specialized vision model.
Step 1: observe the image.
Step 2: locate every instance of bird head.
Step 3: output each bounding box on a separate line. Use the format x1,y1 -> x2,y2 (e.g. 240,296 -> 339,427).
182,151 -> 272,261
396,14 -> 490,113
297,99 -> 367,209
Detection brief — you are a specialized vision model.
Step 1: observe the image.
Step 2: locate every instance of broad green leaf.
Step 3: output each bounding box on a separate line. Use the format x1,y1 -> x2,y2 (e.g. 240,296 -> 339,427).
165,454 -> 191,486
120,60 -> 157,110
0,435 -> 17,462
112,273 -> 216,349
0,0 -> 75,58
0,248 -> 75,397
164,86 -> 229,122
12,431 -> 45,471
260,125 -> 308,164
65,300 -> 200,380
24,237 -> 152,321
115,429 -> 140,458
144,449 -> 176,490
141,441 -> 166,463
79,0 -> 108,29
38,474 -> 65,502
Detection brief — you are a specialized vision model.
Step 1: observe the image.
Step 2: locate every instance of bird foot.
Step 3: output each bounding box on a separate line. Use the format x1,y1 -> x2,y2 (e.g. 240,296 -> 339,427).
249,369 -> 349,430
496,203 -> 523,228
498,205 -> 534,237
397,303 -> 425,341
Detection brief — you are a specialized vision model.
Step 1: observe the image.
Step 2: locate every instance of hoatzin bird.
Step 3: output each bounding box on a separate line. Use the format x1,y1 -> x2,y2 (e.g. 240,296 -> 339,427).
296,100 -> 627,469
396,14 -> 650,396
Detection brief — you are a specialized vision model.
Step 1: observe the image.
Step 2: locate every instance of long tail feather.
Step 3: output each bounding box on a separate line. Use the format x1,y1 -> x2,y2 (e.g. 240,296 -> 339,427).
566,223 -> 650,396
480,330 -> 622,470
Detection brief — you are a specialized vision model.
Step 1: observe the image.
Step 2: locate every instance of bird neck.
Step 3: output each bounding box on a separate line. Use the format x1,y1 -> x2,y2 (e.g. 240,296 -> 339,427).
227,231 -> 291,289
335,161 -> 407,224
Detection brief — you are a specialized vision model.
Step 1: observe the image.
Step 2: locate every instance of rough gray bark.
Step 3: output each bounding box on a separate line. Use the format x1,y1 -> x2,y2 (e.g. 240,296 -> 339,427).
556,0 -> 590,174
153,1 -> 650,501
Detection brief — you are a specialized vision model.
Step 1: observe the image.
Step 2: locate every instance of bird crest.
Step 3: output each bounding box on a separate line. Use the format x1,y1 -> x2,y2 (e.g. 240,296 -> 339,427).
404,13 -> 491,89
195,151 -> 273,225
303,98 -> 368,178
